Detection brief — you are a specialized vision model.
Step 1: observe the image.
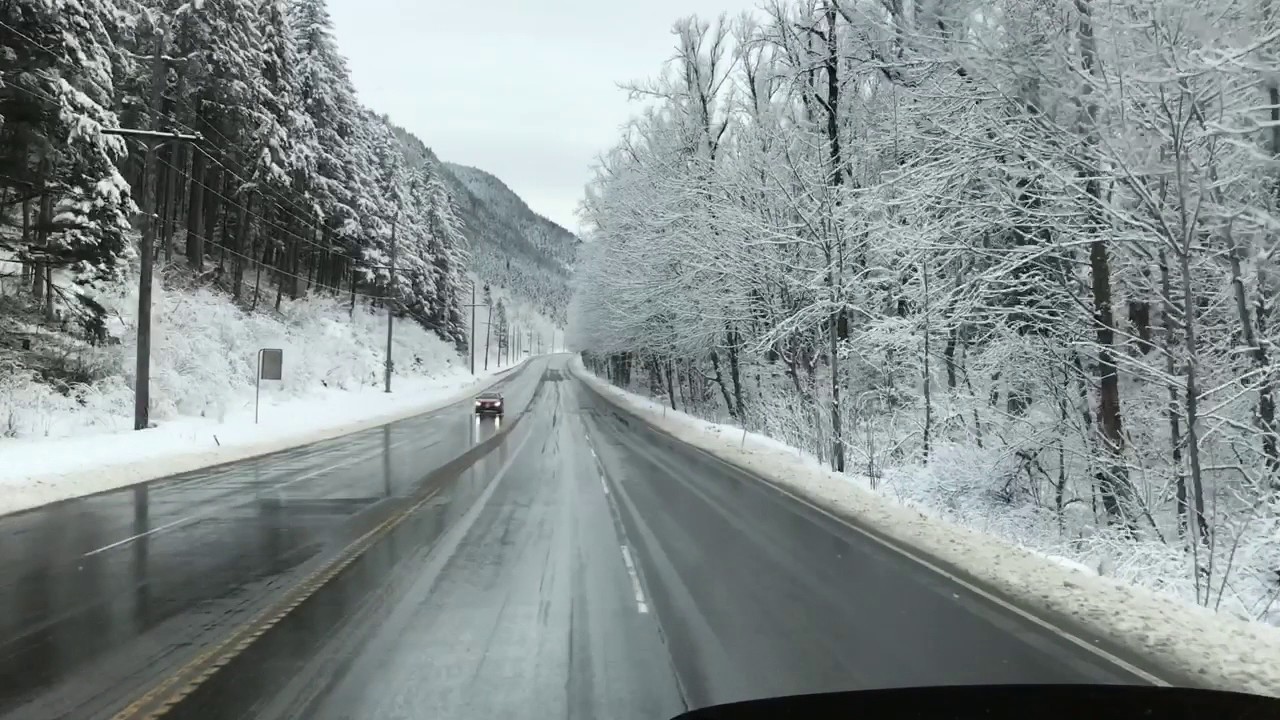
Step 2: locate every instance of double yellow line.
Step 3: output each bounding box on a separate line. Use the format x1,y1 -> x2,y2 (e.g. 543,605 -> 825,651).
115,368 -> 550,719
112,485 -> 443,720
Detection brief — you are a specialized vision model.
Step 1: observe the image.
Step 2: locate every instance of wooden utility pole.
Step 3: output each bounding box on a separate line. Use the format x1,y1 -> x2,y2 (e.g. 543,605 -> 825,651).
384,215 -> 398,393
470,282 -> 477,375
483,303 -> 493,371
106,30 -> 201,431
460,281 -> 487,375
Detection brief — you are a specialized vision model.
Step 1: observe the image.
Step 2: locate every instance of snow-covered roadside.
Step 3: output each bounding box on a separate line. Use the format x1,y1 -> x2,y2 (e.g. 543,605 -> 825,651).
0,359 -> 527,517
570,356 -> 1280,697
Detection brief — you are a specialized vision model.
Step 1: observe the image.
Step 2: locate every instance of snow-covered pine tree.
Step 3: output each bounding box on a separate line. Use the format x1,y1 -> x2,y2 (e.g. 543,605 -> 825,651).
1,0 -> 134,300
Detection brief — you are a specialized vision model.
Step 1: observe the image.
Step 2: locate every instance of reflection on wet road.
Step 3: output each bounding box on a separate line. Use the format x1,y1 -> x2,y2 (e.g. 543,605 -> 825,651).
1,354 -> 1159,720
0,359 -> 544,720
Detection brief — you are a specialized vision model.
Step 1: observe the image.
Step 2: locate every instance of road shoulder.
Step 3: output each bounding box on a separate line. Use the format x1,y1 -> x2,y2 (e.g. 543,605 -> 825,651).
569,357 -> 1280,698
0,359 -> 530,517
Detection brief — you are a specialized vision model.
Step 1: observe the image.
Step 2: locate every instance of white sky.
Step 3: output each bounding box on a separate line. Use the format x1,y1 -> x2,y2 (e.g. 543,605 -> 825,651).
328,0 -> 759,235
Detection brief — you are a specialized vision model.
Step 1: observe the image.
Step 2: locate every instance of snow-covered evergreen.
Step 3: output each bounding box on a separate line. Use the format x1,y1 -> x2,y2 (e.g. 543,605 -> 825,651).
0,0 -> 569,443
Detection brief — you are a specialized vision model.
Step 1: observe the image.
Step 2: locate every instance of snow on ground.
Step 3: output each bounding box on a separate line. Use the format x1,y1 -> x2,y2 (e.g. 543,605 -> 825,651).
463,274 -> 563,372
570,356 -> 1280,697
0,280 -> 525,516
0,363 -> 522,517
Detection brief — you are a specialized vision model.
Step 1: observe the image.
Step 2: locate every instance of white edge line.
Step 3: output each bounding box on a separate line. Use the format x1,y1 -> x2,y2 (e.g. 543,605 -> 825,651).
84,515 -> 194,557
600,476 -> 610,495
581,375 -> 1171,686
736,456 -> 1170,687
620,544 -> 647,613
84,424 -> 460,558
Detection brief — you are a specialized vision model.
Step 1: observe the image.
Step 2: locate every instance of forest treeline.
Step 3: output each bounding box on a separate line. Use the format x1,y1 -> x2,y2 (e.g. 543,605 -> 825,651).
571,0 -> 1280,621
2,0 -> 469,347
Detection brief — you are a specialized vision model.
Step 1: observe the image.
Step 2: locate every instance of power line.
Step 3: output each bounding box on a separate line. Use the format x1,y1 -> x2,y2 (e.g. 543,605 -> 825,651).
2,67 -> 395,276
180,225 -> 387,301
163,99 -> 344,243
0,18 -> 340,247
154,154 -> 424,296
0,18 -> 59,55
0,74 -> 347,270
1,37 -> 417,282
153,151 -> 373,269
155,149 -> 331,252
151,105 -> 336,245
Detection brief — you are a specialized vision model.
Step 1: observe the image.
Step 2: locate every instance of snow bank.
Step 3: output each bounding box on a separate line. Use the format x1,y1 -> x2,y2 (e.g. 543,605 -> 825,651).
0,281 -> 526,516
571,357 -> 1280,697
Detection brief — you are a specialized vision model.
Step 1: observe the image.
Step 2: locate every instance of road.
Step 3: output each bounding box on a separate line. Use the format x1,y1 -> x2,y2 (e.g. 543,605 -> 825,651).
0,354 -> 1154,720
0,358 -> 544,720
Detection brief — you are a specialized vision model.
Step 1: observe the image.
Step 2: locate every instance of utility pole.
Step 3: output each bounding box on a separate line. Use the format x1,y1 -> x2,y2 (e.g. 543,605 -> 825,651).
384,215 -> 398,393
483,303 -> 493,371
460,281 -> 487,375
107,29 -> 201,431
470,282 -> 476,374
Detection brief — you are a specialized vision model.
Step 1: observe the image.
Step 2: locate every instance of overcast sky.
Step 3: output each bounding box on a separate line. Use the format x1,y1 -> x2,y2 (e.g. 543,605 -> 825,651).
328,0 -> 758,235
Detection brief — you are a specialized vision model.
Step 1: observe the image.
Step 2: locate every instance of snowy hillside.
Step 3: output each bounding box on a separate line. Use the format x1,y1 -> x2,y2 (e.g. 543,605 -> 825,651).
440,162 -> 578,324
0,268 -> 471,440
0,0 -> 564,458
444,162 -> 578,271
387,129 -> 577,327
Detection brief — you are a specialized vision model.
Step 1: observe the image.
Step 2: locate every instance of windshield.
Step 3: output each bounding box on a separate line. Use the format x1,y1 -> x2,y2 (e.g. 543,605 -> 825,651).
4,0 -> 1279,718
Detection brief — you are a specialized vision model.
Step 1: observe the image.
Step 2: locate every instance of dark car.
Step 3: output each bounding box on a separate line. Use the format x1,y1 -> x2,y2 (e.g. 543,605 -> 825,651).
474,391 -> 504,417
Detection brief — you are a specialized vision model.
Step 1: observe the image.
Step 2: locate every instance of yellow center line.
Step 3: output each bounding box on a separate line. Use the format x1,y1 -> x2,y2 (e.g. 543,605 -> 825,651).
112,485 -> 444,720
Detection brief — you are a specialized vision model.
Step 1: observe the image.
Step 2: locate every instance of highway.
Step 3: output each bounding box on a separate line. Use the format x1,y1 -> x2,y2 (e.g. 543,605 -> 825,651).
0,354 -> 1154,720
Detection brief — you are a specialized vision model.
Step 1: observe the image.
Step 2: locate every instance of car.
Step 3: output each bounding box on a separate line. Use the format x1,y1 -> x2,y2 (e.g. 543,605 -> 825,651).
474,391 -> 504,417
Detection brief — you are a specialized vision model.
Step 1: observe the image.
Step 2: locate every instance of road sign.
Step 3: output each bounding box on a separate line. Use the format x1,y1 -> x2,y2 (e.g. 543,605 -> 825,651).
256,348 -> 283,423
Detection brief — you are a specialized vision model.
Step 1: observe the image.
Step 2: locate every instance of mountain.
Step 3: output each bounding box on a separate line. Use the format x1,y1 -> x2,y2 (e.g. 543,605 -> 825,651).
388,126 -> 577,325
443,163 -> 579,270
440,163 -> 579,324
387,126 -> 576,324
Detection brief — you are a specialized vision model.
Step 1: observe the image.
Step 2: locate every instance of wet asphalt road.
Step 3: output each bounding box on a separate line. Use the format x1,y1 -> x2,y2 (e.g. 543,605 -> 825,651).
0,357 -> 546,719
0,354 -> 1153,720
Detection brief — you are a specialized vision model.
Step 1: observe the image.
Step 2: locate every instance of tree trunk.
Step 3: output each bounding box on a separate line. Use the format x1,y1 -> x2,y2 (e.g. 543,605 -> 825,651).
165,144 -> 184,262
34,191 -> 53,317
1178,240 -> 1210,546
253,235 -> 269,312
727,324 -> 745,422
157,147 -> 173,262
1077,0 -> 1135,531
186,149 -> 206,269
288,233 -> 300,300
45,265 -> 53,322
666,358 -> 677,411
823,0 -> 845,473
22,195 -> 33,299
709,349 -> 735,417
944,325 -> 958,389
232,193 -> 250,300
322,226 -> 334,292
1159,251 -> 1187,538
206,166 -> 224,269
922,259 -> 932,462
305,224 -> 317,292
